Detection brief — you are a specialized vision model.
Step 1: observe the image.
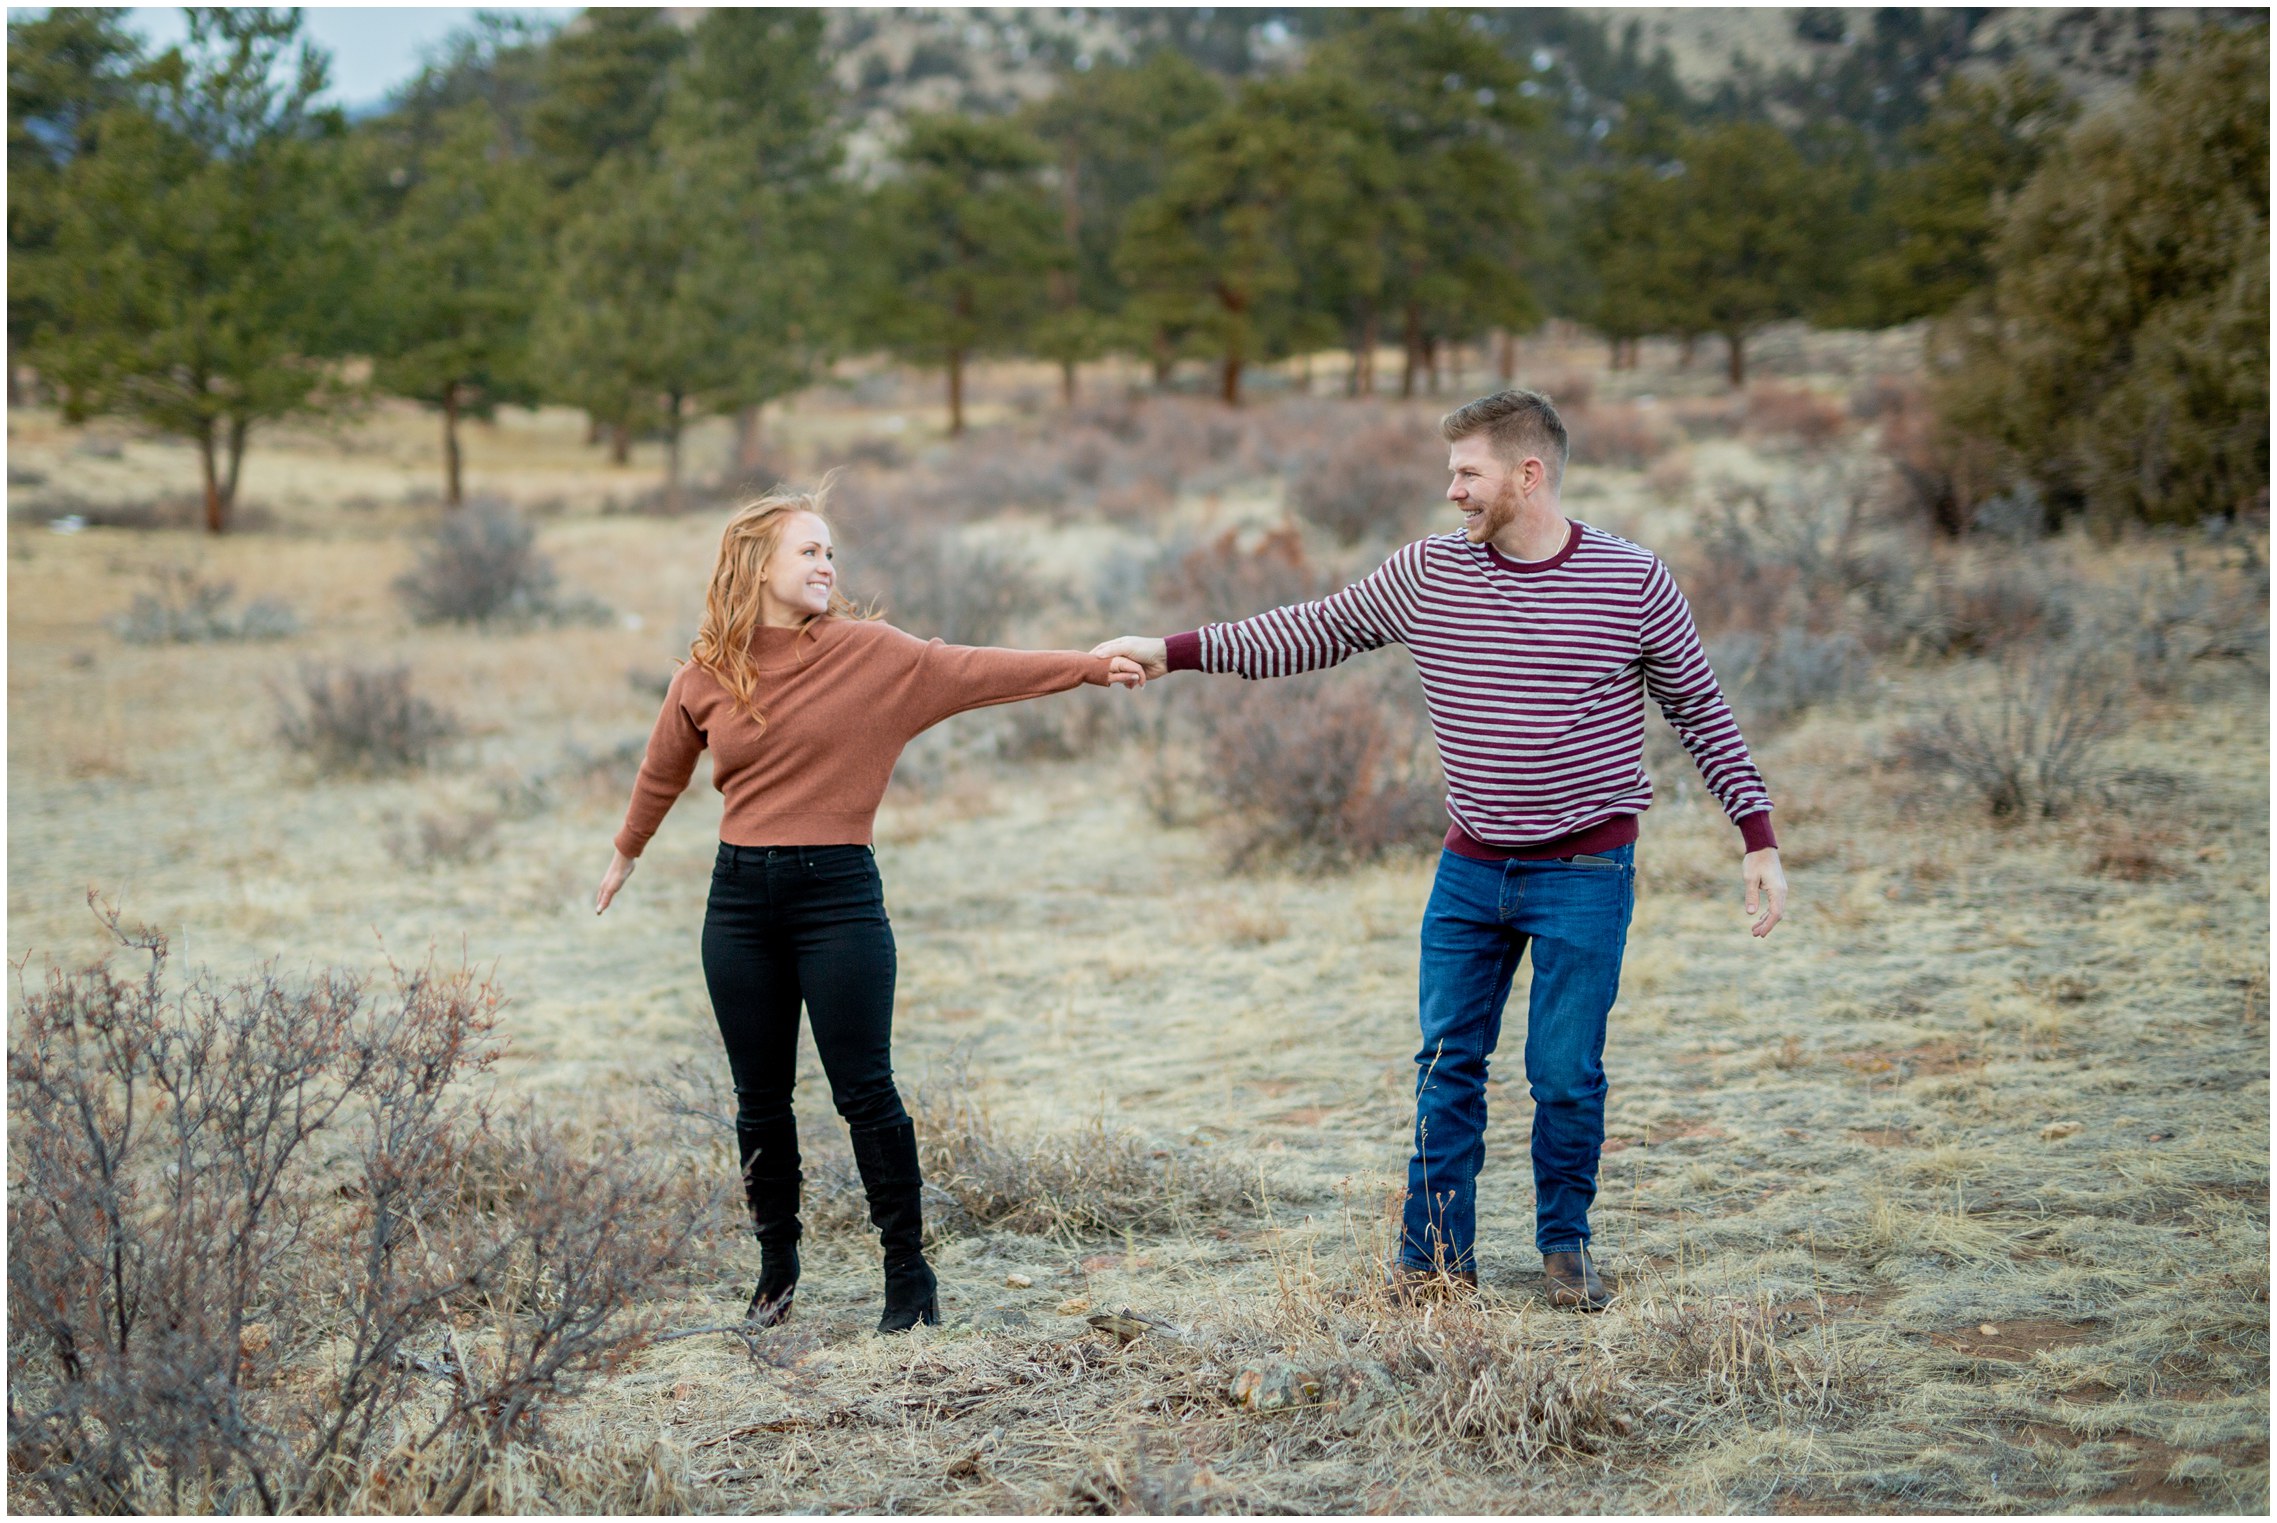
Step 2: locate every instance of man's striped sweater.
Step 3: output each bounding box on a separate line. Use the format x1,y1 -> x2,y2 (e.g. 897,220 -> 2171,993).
1163,520 -> 1777,860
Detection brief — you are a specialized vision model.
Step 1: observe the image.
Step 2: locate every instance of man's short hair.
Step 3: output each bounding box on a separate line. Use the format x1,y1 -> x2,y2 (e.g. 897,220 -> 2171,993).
1440,390 -> 1570,488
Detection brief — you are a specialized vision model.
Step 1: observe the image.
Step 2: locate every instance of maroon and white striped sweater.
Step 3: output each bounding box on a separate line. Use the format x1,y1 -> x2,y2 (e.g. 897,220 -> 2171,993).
1164,520 -> 1776,859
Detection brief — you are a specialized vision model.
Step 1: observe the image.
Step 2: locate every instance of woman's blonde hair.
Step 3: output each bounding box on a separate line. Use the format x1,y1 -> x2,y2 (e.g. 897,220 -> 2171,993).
686,477 -> 872,725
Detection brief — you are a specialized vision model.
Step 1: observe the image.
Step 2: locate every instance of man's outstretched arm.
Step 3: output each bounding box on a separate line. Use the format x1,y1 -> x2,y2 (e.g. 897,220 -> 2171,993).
1092,542 -> 1424,681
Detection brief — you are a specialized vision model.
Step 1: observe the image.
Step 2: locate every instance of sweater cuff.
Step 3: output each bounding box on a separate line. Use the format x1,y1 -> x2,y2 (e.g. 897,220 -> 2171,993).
612,829 -> 648,860
1164,631 -> 1203,673
1736,810 -> 1777,854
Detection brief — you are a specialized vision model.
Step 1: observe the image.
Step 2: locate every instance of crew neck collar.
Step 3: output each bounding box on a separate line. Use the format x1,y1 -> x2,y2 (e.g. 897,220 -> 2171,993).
1480,519 -> 1581,574
747,616 -> 846,669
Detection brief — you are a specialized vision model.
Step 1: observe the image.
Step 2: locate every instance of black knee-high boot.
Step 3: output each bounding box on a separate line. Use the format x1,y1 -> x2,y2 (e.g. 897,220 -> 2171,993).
850,1120 -> 937,1332
738,1116 -> 801,1326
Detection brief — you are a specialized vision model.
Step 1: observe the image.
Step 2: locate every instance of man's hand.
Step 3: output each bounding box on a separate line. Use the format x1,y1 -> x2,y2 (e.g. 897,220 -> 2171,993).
1742,847 -> 1786,938
595,849 -> 635,915
1104,654 -> 1146,689
1091,635 -> 1168,681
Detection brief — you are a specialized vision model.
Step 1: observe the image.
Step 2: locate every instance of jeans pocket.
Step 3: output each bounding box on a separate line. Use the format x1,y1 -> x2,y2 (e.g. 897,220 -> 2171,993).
1567,853 -> 1621,870
808,850 -> 877,886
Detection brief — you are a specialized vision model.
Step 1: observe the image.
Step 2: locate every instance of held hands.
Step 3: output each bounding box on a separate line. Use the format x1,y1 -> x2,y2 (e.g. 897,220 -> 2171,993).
1104,654 -> 1147,689
595,849 -> 635,915
1742,847 -> 1787,938
1092,636 -> 1169,681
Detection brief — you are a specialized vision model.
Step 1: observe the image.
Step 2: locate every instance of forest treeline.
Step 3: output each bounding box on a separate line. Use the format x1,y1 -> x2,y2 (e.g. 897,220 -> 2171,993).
6,7 -> 2267,531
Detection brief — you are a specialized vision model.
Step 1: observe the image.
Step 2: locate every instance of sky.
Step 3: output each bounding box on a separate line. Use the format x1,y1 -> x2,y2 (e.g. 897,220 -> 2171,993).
11,6 -> 576,112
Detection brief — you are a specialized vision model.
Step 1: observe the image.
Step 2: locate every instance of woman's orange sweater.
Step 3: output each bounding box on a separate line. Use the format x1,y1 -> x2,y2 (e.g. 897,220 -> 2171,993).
613,617 -> 1112,857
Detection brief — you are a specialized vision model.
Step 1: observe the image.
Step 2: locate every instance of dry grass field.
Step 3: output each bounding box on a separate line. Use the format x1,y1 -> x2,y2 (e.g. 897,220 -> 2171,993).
8,331 -> 2268,1513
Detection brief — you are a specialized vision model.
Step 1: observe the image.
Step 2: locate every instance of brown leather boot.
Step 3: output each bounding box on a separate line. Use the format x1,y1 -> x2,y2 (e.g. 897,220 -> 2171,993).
1543,1249 -> 1612,1311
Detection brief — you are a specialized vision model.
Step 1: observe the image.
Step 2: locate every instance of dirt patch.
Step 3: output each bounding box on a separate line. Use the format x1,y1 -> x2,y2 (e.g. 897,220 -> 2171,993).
1930,1319 -> 2103,1362
1851,1126 -> 1917,1147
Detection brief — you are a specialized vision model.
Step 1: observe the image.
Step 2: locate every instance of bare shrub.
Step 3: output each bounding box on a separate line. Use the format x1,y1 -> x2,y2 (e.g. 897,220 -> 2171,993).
1969,483 -> 2051,544
1570,401 -> 1676,470
847,522 -> 1035,646
1897,649 -> 2129,818
1682,470 -> 1886,639
384,805 -> 503,869
991,686 -> 1133,764
275,663 -> 459,775
1744,382 -> 1851,451
112,564 -> 299,644
395,499 -> 610,627
1192,669 -> 1443,870
1152,526 -> 1339,628
1286,424 -> 1437,544
2094,553 -> 2270,693
1867,557 -> 2077,660
1706,628 -> 1869,730
7,905 -> 704,1515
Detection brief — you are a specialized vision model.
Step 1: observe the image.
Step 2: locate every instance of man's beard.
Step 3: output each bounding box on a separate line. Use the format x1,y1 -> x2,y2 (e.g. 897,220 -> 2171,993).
1463,480 -> 1521,543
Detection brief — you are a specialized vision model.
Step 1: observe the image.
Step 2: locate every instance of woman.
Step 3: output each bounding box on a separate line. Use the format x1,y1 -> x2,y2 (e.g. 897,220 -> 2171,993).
595,485 -> 1141,1334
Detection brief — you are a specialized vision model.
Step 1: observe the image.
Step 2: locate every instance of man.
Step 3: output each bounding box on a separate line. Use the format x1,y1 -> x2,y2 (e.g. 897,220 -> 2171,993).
1095,389 -> 1786,1311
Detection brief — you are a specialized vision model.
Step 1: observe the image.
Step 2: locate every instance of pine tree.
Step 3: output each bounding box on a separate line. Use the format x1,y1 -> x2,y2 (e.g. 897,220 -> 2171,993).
1848,65 -> 2075,326
1025,52 -> 1224,396
1935,24 -> 2268,526
1309,12 -> 1541,396
1117,85 -> 1318,406
21,8 -> 362,532
527,6 -> 685,190
1663,120 -> 1846,387
863,114 -> 1066,436
656,8 -> 844,475
364,101 -> 545,505
6,7 -> 150,407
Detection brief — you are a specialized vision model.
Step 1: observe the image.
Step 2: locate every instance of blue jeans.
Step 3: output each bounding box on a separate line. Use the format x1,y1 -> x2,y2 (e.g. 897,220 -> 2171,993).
1401,845 -> 1636,1271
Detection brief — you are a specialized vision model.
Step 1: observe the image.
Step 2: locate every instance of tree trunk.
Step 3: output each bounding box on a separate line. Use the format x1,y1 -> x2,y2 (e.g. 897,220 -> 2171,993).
947,348 -> 965,437
198,421 -> 225,535
735,403 -> 769,475
1497,329 -> 1516,385
609,421 -> 631,466
1423,334 -> 1441,395
664,393 -> 684,516
585,413 -> 602,447
1725,332 -> 1746,388
1151,327 -> 1174,389
1679,332 -> 1697,370
1219,349 -> 1242,406
442,382 -> 464,506
1356,308 -> 1379,396
1060,357 -> 1077,407
222,417 -> 248,517
1399,302 -> 1422,398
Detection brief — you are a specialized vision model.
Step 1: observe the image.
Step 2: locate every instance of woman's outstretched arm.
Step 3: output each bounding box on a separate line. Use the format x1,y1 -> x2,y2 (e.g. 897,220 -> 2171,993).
902,631 -> 1142,731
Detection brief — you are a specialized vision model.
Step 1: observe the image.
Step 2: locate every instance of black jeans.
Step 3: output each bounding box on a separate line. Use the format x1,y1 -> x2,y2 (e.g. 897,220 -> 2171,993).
701,843 -> 909,1151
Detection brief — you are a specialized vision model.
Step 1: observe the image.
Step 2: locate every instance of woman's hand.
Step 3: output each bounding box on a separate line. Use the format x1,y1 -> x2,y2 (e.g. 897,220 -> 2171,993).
595,849 -> 636,914
1105,654 -> 1146,689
